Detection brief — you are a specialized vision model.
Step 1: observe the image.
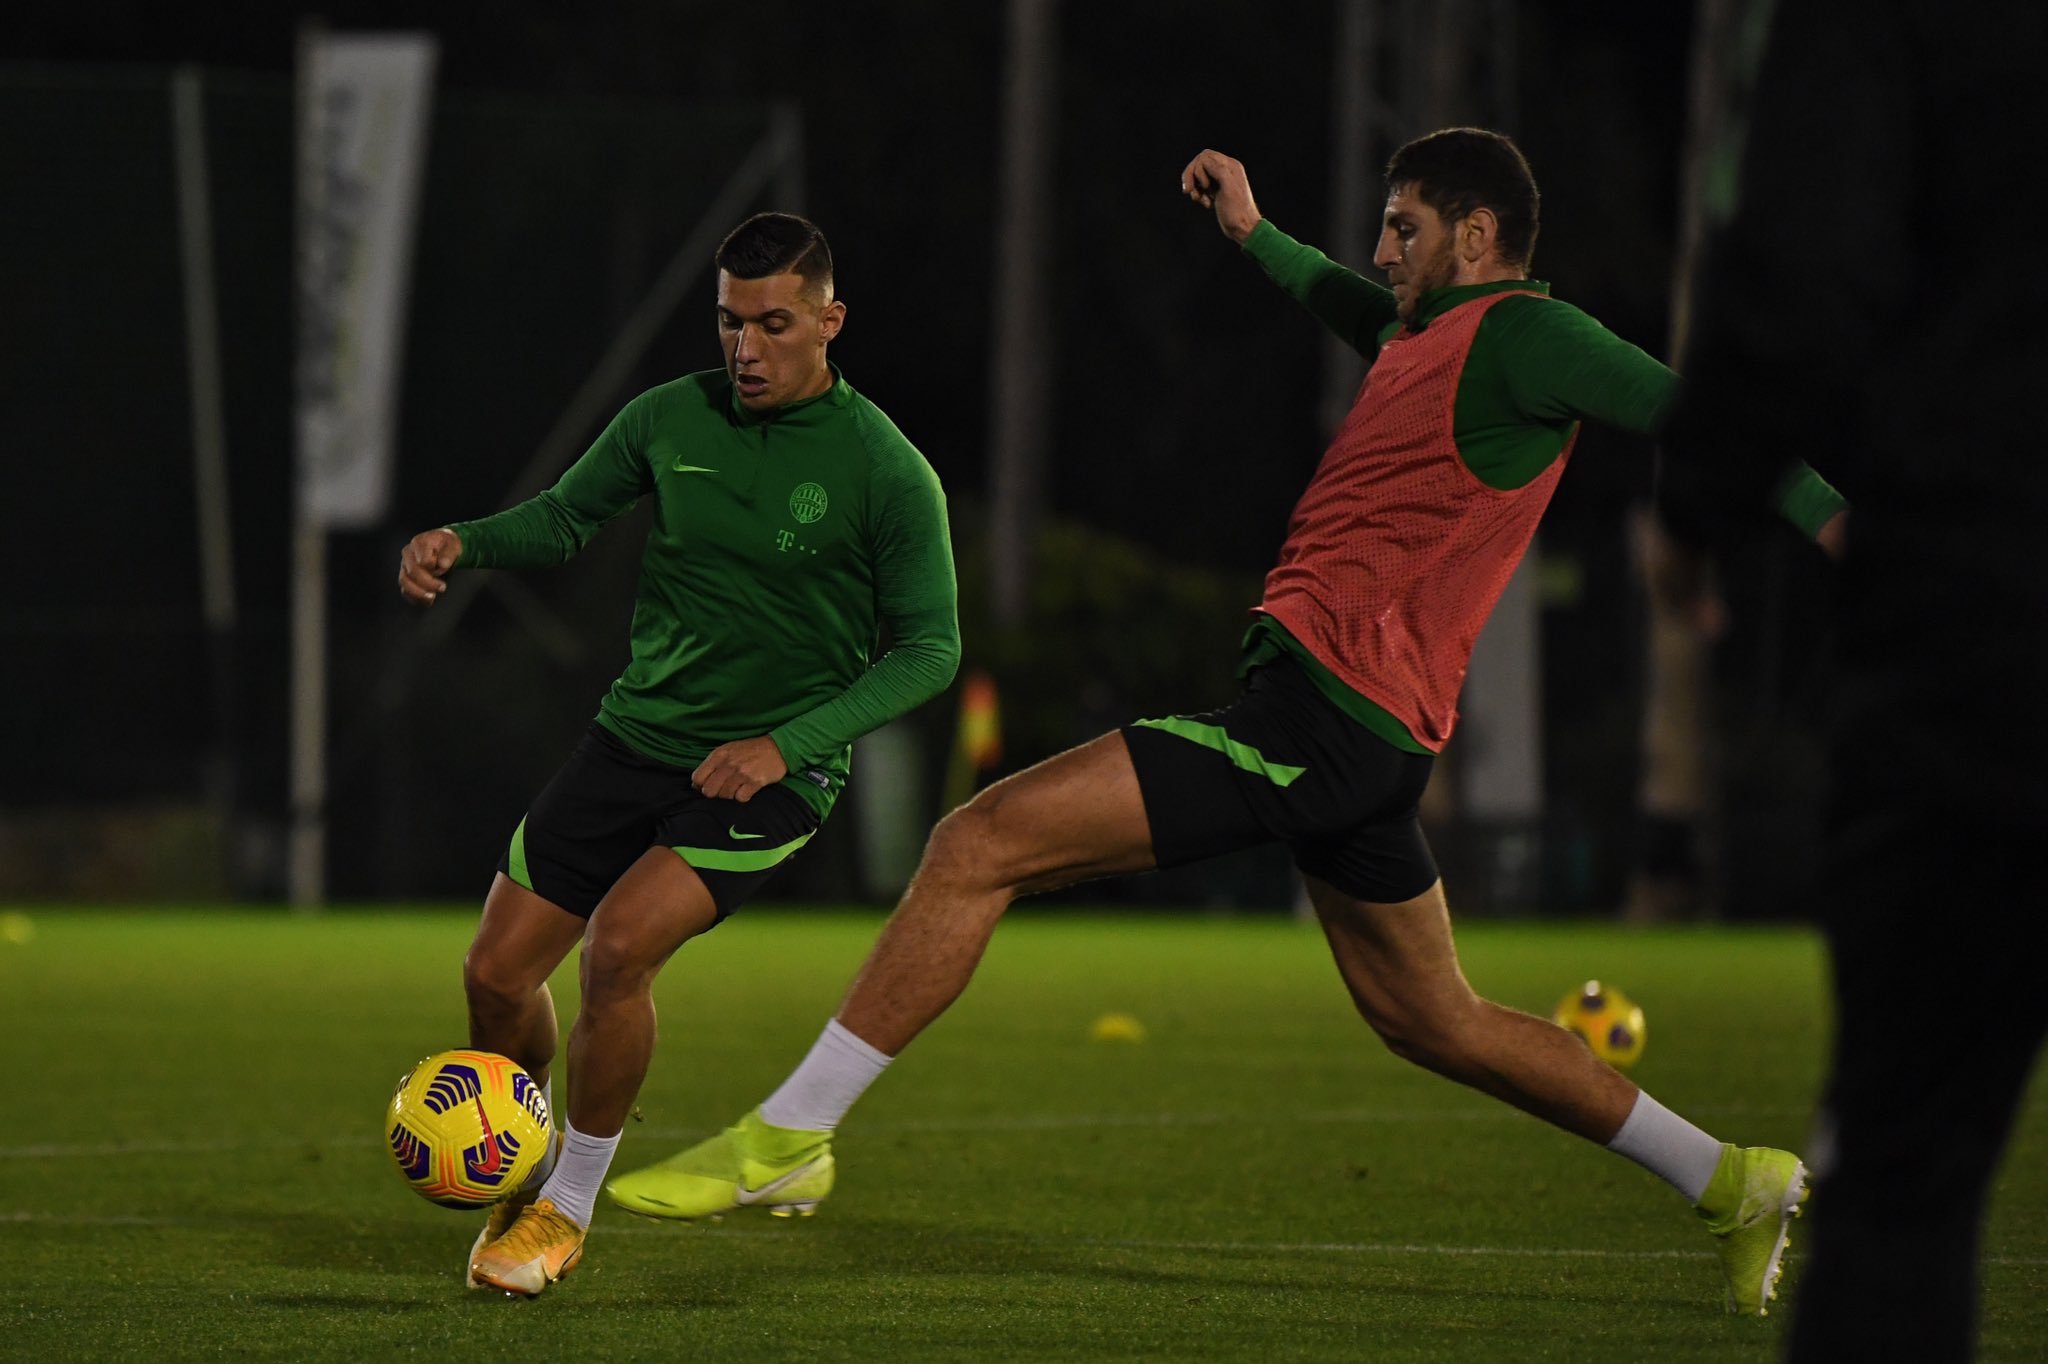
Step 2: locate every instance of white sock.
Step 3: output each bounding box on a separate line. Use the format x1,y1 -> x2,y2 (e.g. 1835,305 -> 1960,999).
758,1019 -> 893,1132
535,1120 -> 621,1228
1606,1091 -> 1727,1203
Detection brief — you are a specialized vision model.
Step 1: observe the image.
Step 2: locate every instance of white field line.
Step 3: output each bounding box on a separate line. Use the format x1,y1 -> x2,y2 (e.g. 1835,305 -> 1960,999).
833,1104 -> 1817,1136
6,1211 -> 2045,1269
604,1221 -> 1723,1259
0,1104 -> 1816,1161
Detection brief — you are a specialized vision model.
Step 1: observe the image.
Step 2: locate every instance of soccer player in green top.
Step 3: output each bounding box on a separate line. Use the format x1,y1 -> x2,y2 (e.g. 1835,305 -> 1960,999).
606,134 -> 1842,1319
394,212 -> 960,1297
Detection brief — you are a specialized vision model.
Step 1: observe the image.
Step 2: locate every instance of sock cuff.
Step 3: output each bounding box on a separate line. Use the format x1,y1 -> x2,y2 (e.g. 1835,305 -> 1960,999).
759,1019 -> 895,1132
823,1017 -> 892,1066
1607,1090 -> 1723,1204
534,1120 -> 624,1229
1607,1090 -> 1667,1150
560,1120 -> 623,1157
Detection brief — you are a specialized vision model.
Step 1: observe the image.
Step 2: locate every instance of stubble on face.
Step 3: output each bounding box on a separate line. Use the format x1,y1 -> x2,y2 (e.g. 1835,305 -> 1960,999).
1394,230 -> 1459,324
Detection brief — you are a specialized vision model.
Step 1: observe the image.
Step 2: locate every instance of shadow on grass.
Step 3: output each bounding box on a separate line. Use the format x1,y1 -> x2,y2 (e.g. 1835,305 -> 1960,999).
612,1211 -> 1352,1295
246,1293 -> 445,1312
252,1212 -> 486,1278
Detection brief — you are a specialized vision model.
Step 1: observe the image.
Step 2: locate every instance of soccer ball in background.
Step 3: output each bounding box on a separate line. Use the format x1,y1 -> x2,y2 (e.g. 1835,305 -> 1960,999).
1552,980 -> 1647,1069
386,1049 -> 553,1208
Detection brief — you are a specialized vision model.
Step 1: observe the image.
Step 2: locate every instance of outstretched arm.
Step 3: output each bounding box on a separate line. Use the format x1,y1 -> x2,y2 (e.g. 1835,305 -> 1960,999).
396,395 -> 657,609
441,394 -> 656,573
1182,149 -> 1397,355
1481,297 -> 1848,553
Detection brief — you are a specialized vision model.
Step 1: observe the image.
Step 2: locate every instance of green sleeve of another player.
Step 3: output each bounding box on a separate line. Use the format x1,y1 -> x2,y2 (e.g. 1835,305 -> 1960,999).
1241,219 -> 1399,357
769,441 -> 962,769
1770,461 -> 1848,541
447,393 -> 656,569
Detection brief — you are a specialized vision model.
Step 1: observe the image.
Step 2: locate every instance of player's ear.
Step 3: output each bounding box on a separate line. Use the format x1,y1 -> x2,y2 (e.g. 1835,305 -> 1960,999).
819,298 -> 847,342
1460,207 -> 1499,265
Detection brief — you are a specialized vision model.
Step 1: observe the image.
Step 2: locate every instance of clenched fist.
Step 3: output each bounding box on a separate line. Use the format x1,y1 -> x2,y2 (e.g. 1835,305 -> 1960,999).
692,735 -> 791,803
1180,149 -> 1263,244
398,527 -> 462,605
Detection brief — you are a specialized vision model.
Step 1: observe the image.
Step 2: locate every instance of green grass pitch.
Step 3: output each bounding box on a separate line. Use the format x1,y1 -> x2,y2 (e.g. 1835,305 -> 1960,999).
2,907 -> 2042,1361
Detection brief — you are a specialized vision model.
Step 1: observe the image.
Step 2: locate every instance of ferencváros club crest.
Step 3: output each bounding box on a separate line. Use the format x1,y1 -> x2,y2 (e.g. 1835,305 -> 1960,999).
788,482 -> 829,524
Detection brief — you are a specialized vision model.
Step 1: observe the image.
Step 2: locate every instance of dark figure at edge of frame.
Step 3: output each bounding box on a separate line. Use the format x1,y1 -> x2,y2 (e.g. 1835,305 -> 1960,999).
1661,0 -> 2048,1357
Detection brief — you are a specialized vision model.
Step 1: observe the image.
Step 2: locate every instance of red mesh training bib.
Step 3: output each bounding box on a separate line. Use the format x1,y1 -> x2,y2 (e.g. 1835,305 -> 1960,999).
1257,290 -> 1572,751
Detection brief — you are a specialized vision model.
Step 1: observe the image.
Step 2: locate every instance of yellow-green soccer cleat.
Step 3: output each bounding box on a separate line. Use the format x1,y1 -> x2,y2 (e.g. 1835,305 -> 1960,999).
1695,1144 -> 1810,1316
468,1197 -> 587,1298
605,1108 -> 834,1221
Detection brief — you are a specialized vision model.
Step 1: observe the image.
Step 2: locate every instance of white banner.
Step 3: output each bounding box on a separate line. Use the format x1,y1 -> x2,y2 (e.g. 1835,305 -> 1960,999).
295,32 -> 436,528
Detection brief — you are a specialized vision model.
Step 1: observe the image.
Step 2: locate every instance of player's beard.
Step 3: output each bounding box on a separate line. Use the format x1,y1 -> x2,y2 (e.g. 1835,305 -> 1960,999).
1397,235 -> 1460,324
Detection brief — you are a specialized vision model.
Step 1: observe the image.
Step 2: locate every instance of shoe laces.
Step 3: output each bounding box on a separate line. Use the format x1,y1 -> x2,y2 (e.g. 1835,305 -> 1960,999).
483,1186 -> 537,1237
489,1198 -> 581,1258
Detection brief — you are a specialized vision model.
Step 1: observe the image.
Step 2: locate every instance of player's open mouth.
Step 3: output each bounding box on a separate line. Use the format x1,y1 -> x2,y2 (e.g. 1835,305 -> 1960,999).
736,375 -> 768,394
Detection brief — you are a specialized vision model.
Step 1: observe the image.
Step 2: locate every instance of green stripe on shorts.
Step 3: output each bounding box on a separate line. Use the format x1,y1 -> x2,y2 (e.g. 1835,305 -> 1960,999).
671,828 -> 817,873
507,816 -> 533,890
1133,716 -> 1307,788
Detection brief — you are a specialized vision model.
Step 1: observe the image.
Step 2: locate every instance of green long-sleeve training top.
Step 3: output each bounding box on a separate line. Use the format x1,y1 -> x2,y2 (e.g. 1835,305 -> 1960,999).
1241,219 -> 1845,525
448,368 -> 961,820
1236,220 -> 1846,753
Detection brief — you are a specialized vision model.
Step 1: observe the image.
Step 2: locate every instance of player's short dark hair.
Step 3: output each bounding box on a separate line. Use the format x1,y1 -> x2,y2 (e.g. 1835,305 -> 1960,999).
1385,128 -> 1540,270
715,212 -> 834,298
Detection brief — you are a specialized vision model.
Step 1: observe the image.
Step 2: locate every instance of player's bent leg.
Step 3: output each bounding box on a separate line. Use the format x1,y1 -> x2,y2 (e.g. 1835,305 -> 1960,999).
463,872 -> 588,1082
461,874 -> 586,1287
1308,875 -> 1806,1314
836,730 -> 1158,1055
475,852 -> 719,1294
608,733 -> 1159,1225
1306,874 -> 1637,1141
566,848 -> 721,1138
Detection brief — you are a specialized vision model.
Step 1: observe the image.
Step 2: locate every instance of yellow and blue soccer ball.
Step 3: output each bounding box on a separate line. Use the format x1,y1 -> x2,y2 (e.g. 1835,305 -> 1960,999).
386,1049 -> 553,1208
1552,980 -> 1647,1069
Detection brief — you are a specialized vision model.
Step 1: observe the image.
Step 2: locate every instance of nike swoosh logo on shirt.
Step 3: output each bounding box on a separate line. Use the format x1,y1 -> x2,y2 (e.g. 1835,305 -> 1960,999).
671,462 -> 720,474
728,826 -> 766,840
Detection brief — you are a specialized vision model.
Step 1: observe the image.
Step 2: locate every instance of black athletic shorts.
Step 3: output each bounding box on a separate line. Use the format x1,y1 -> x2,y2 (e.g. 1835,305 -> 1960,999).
1121,656 -> 1439,904
498,722 -> 822,921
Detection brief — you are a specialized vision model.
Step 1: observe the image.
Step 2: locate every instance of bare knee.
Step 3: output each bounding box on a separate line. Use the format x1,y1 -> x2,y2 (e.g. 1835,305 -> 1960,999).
577,930 -> 660,1007
1375,1022 -> 1448,1072
464,942 -> 543,1018
1357,991 -> 1487,1076
919,795 -> 1025,896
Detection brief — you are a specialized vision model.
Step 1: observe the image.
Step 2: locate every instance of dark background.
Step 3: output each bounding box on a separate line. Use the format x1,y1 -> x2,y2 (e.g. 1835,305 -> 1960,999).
0,2 -> 1834,910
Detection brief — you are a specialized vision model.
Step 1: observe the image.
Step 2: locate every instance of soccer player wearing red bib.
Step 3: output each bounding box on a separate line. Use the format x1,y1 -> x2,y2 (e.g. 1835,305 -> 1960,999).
608,133 -> 1838,1317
